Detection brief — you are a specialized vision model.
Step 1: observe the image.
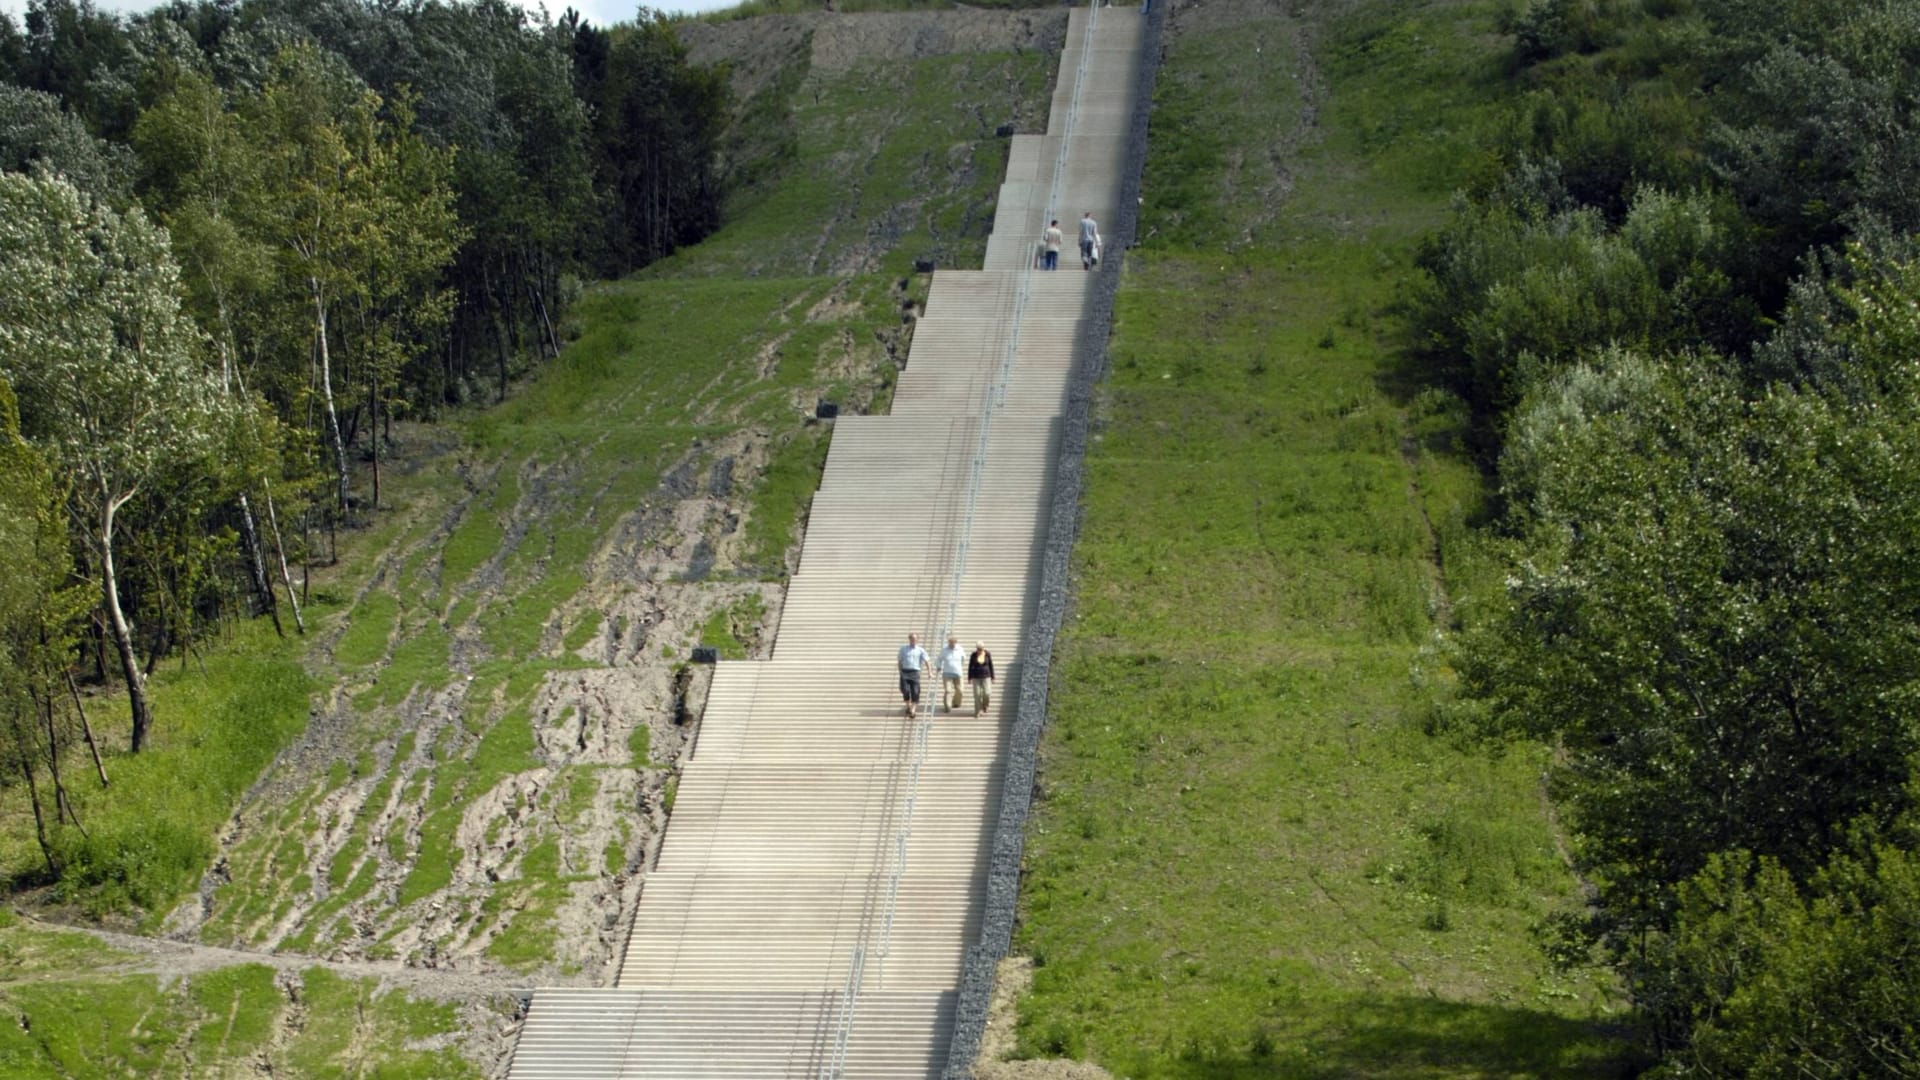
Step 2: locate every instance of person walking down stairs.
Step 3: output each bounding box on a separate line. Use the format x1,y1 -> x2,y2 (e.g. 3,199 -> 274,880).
1079,211 -> 1102,270
899,632 -> 932,719
968,642 -> 995,717
940,635 -> 968,714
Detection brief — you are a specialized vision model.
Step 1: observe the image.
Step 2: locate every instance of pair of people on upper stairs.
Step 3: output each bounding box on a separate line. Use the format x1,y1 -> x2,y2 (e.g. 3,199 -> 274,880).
1038,212 -> 1101,270
898,633 -> 994,719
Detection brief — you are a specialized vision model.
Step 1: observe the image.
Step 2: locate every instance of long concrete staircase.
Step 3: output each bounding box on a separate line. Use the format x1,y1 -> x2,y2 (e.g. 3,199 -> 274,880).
506,8 -> 1143,1077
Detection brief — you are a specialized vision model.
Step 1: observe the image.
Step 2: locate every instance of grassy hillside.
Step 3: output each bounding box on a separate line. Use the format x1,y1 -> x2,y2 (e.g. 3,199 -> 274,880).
1006,0 -> 1635,1075
670,17 -> 1056,277
0,25 -> 1055,1077
0,909 -> 488,1079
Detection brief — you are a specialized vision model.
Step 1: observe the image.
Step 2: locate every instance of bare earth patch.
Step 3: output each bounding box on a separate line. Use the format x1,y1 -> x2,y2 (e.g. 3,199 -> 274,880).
974,956 -> 1116,1080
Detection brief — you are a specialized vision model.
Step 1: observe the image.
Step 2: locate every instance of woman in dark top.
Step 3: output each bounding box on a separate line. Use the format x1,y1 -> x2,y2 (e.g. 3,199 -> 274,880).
967,643 -> 995,718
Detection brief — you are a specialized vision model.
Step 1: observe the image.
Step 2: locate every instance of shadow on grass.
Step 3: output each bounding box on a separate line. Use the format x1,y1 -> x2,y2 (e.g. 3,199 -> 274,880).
1055,995 -> 1642,1080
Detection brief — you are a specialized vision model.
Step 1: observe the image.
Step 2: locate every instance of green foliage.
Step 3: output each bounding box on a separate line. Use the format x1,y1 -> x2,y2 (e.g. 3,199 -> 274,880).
1405,0 -> 1920,1062
1427,0 -> 1920,448
0,376 -> 90,881
1498,0 -> 1631,66
0,82 -> 134,201
1702,0 -> 1920,279
45,627 -> 312,916
573,14 -> 730,274
1647,834 -> 1920,1076
1448,245 -> 1920,1063
1462,344 -> 1920,921
1411,187 -> 1752,443
0,171 -> 241,752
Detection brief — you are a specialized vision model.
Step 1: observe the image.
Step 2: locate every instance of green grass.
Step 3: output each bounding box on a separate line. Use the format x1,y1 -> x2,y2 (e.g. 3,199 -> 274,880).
562,608 -> 605,653
284,967 -> 478,1079
1008,0 -> 1631,1075
0,919 -> 487,1078
482,838 -> 591,971
0,622 -> 313,921
439,478 -> 515,593
334,591 -> 399,667
185,964 -> 281,1064
700,593 -> 767,660
648,50 -> 1050,278
745,427 -> 831,574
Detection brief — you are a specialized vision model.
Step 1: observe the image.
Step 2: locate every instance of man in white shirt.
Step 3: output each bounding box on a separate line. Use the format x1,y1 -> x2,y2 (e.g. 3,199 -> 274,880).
898,632 -> 932,718
939,635 -> 968,714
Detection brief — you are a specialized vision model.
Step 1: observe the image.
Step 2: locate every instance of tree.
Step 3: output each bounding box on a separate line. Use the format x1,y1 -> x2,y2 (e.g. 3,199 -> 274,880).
135,65 -> 306,630
339,87 -> 462,506
1,13 -> 25,84
1412,187 -> 1753,450
1702,0 -> 1920,294
239,44 -> 368,518
582,13 -> 728,275
14,0 -> 139,138
0,375 -> 94,877
0,172 -> 229,753
237,44 -> 461,518
1648,830 -> 1920,1075
1458,341 -> 1920,1051
0,83 -> 136,203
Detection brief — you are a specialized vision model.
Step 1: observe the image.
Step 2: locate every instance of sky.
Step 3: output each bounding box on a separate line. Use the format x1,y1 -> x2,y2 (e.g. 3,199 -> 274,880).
0,0 -> 742,31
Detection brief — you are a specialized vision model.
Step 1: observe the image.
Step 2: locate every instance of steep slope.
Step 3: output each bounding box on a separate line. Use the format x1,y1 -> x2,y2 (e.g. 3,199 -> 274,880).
0,12 -> 1061,1078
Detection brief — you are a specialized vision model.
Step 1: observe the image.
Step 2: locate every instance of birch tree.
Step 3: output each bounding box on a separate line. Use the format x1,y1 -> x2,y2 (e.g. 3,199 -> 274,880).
136,67 -> 303,632
242,44 -> 372,519
0,172 -> 227,753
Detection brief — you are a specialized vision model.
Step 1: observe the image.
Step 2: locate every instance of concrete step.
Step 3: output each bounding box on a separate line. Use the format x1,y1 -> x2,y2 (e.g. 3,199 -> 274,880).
508,989 -> 954,1079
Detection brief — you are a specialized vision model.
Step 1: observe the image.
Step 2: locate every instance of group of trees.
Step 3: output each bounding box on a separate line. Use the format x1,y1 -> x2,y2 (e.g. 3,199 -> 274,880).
0,0 -> 731,881
1420,0 -> 1920,1071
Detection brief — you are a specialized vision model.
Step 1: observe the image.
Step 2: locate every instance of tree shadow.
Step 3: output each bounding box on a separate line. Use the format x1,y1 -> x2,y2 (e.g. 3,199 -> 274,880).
1133,995 -> 1645,1080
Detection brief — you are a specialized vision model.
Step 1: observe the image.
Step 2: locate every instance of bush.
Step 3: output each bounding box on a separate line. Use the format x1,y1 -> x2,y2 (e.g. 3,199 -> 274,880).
1502,0 -> 1630,66
1646,835 -> 1920,1074
1412,187 -> 1748,448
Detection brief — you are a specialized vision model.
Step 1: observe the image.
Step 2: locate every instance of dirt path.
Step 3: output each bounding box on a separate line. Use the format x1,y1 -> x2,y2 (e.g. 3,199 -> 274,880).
19,913 -> 522,1001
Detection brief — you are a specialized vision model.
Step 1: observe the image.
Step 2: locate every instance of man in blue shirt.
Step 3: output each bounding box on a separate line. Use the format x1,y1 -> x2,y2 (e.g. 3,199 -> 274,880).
898,632 -> 933,719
